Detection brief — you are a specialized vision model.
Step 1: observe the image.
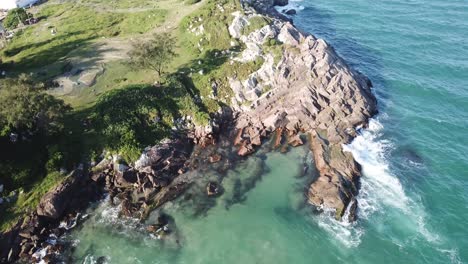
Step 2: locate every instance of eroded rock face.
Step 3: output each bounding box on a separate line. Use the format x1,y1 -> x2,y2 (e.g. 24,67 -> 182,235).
106,138 -> 193,220
37,169 -> 96,219
1,168 -> 104,263
229,2 -> 377,219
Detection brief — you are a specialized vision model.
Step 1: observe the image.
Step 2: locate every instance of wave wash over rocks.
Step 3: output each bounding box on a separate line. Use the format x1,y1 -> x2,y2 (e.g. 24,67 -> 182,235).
228,0 -> 377,219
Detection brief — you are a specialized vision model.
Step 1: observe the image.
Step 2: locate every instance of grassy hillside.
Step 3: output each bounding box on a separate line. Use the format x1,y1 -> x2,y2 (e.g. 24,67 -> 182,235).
0,0 -> 266,231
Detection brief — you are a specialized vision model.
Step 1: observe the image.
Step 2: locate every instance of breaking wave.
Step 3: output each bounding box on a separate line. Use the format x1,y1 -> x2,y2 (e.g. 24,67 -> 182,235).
343,119 -> 410,219
315,118 -> 444,248
274,0 -> 305,14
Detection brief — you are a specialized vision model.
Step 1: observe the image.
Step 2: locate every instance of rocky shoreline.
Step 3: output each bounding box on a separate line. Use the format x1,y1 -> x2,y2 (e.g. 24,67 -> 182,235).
231,0 -> 376,219
0,0 -> 377,262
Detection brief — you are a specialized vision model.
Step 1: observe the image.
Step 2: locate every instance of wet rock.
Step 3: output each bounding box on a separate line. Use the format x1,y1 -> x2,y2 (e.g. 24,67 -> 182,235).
146,225 -> 158,233
288,134 -> 303,147
209,153 -> 222,163
238,142 -> 254,156
96,256 -> 108,264
274,0 -> 289,6
283,9 -> 296,15
206,182 -> 221,197
347,198 -> 358,222
120,199 -> 134,218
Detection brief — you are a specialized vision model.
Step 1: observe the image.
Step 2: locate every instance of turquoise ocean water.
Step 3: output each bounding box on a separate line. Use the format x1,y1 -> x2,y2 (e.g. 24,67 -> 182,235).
62,0 -> 468,263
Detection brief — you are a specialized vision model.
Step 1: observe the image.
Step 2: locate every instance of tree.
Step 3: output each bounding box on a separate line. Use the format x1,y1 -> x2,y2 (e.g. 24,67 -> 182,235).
3,8 -> 29,29
128,33 -> 177,78
0,76 -> 70,136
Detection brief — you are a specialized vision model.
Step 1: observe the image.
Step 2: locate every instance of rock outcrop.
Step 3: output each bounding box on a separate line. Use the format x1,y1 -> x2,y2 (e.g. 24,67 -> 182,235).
107,138 -> 193,219
0,168 -> 104,263
36,169 -> 89,219
230,0 -> 377,219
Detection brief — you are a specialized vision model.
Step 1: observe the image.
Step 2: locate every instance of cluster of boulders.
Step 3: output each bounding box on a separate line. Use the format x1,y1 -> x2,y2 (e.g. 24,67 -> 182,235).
92,138 -> 193,220
0,169 -> 103,263
0,138 -> 193,263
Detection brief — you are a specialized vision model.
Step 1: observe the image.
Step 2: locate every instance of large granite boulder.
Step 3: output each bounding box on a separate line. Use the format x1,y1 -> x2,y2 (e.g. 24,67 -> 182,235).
36,170 -> 86,220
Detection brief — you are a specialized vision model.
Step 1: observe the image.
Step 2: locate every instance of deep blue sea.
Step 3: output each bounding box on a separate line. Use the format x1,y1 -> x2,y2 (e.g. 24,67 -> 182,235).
62,0 -> 468,263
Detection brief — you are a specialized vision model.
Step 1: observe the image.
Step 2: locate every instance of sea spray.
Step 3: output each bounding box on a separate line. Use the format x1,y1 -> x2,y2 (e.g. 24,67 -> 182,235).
274,0 -> 305,14
342,119 -> 410,218
311,118 -> 444,248
343,118 -> 440,244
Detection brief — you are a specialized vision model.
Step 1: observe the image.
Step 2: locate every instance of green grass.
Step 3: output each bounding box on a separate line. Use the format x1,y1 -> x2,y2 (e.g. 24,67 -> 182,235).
1,2 -> 167,71
178,0 -> 242,56
263,38 -> 284,65
242,15 -> 271,35
57,61 -> 159,109
78,0 -> 163,9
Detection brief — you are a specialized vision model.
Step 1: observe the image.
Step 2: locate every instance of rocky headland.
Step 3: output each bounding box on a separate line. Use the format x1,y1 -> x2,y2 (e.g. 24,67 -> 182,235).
0,0 -> 377,262
230,0 -> 377,219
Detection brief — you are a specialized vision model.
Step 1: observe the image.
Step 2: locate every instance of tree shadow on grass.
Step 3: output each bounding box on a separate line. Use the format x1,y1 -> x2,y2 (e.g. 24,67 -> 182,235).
3,31 -> 95,68
2,31 -> 120,81
60,83 -> 186,164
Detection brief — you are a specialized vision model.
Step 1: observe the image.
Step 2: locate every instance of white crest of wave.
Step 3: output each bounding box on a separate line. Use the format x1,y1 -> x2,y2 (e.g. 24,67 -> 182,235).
274,0 -> 305,13
345,119 -> 441,243
315,207 -> 364,248
343,119 -> 410,217
315,118 -> 441,248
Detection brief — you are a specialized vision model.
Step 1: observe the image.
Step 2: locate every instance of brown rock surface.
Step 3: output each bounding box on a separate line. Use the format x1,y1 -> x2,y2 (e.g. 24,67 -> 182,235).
230,1 -> 377,219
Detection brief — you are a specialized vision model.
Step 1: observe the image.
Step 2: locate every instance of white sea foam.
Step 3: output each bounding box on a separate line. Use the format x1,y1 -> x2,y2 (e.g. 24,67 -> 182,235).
343,119 -> 410,218
315,118 -> 443,248
437,248 -> 463,264
274,0 -> 305,14
315,207 -> 364,248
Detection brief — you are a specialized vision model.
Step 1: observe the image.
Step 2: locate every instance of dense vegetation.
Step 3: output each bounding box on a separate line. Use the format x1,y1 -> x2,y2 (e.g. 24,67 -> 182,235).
0,76 -> 70,230
0,76 -> 69,136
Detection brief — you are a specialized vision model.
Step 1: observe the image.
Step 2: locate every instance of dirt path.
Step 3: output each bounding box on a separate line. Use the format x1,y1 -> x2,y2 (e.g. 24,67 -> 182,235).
54,0 -> 206,96
78,0 -> 206,62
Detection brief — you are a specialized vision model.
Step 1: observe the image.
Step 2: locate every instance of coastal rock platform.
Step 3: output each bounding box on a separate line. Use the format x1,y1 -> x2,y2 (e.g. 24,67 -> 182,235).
231,0 -> 377,218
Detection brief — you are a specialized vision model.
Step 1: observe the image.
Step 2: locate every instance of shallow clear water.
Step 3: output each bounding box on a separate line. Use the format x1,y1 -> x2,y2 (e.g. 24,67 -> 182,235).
64,0 -> 468,263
